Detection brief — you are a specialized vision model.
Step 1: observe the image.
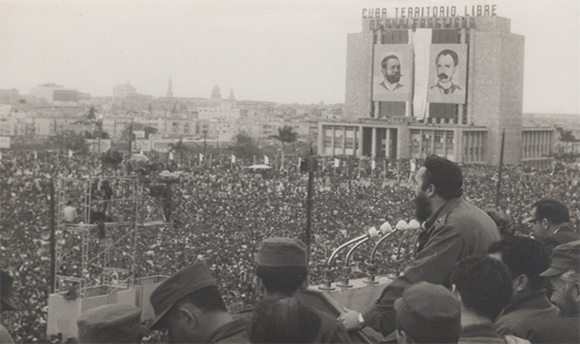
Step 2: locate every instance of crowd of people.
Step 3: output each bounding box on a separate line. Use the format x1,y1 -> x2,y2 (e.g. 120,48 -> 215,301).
1,150 -> 579,343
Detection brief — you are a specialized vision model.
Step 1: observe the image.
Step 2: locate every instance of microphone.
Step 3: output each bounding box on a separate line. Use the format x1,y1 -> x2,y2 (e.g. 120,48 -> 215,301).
379,221 -> 393,235
364,219 -> 421,284
327,227 -> 381,267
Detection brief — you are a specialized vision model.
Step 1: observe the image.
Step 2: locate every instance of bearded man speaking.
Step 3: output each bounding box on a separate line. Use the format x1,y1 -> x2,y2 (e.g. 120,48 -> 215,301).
339,155 -> 500,337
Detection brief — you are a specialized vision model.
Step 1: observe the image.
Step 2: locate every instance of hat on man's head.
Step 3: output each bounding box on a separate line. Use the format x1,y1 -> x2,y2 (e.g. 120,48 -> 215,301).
149,262 -> 217,330
0,270 -> 17,312
540,240 -> 580,277
77,304 -> 149,343
255,237 -> 306,267
394,281 -> 461,344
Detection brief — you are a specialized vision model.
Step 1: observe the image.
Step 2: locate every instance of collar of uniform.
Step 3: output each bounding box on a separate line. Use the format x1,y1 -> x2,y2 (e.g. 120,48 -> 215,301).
460,323 -> 501,339
424,197 -> 462,231
204,317 -> 250,344
552,223 -> 572,235
498,289 -> 555,318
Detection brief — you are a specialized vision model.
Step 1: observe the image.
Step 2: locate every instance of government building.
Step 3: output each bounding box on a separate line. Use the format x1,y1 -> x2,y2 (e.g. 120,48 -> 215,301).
318,9 -> 554,167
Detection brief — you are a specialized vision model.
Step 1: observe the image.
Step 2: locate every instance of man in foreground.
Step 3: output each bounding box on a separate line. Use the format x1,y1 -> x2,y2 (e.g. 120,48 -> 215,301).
149,262 -> 249,343
532,241 -> 579,343
339,155 -> 500,336
488,236 -> 560,340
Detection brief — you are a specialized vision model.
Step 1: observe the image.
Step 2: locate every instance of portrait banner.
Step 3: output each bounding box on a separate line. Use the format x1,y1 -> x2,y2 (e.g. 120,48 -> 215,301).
372,44 -> 413,102
428,44 -> 467,104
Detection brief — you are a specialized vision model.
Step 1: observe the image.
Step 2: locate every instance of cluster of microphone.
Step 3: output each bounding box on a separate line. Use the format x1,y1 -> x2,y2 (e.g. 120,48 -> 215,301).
321,219 -> 422,289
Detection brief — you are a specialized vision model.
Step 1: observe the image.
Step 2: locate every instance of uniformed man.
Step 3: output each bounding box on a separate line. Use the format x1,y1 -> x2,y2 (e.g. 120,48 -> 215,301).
76,304 -> 149,343
339,155 -> 500,337
247,237 -> 351,343
531,241 -> 580,343
451,256 -> 529,344
149,262 -> 249,343
488,236 -> 560,340
0,270 -> 17,344
394,282 -> 461,344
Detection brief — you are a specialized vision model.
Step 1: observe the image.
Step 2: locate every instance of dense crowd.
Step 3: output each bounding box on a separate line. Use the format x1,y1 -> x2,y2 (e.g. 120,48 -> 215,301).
1,150 -> 579,343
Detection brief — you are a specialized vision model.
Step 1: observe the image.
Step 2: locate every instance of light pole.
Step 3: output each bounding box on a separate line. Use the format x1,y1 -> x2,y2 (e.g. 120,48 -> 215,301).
203,130 -> 207,166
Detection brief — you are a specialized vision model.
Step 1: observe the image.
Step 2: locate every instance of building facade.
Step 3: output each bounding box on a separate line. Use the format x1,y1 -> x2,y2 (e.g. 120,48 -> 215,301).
319,11 -> 553,166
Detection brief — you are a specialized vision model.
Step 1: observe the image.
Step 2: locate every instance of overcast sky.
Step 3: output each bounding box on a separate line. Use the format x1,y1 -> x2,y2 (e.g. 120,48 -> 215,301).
1,0 -> 578,114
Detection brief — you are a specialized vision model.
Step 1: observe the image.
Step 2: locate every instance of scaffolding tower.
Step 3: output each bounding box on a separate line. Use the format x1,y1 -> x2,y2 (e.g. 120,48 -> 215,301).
54,176 -> 140,297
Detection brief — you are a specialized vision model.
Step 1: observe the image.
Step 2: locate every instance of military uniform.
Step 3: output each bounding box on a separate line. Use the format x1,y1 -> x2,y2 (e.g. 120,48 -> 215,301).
76,304 -> 149,344
361,197 -> 501,336
528,315 -> 579,344
541,224 -> 579,254
205,317 -> 250,344
493,290 -> 560,340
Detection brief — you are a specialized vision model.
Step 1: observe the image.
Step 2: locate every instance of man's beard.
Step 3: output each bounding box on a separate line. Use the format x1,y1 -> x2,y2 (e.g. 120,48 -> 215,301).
414,191 -> 432,223
386,73 -> 401,84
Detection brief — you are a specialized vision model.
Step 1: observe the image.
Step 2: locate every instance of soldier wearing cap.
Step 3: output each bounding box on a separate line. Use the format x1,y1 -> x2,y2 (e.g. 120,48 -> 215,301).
247,237 -> 351,343
394,281 -> 461,344
530,240 -> 579,343
149,262 -> 249,343
1,270 -> 17,344
76,304 -> 148,343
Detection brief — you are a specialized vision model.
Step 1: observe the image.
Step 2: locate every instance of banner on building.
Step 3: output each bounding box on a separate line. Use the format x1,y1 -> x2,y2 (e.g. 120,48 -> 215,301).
0,136 -> 11,149
149,134 -> 162,141
151,141 -> 171,153
372,44 -> 413,102
133,130 -> 146,139
428,44 -> 467,104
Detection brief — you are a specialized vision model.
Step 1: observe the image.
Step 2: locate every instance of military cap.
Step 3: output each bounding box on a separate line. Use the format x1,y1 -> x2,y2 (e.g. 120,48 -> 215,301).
394,281 -> 461,343
77,304 -> 148,343
0,270 -> 17,311
540,240 -> 580,277
255,237 -> 306,267
149,262 -> 217,330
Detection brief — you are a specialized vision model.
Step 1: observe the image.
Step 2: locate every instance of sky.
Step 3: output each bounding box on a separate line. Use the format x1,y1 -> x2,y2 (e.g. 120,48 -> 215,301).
0,0 -> 578,114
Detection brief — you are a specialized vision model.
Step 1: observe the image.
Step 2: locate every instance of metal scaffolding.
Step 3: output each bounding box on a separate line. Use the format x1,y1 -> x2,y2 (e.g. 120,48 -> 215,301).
54,176 -> 139,297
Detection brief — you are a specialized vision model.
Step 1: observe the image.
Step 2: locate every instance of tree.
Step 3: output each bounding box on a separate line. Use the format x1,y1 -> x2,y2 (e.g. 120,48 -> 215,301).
144,126 -> 158,139
121,123 -> 144,141
232,132 -> 261,162
556,126 -> 579,154
87,105 -> 97,121
50,130 -> 88,153
270,125 -> 298,169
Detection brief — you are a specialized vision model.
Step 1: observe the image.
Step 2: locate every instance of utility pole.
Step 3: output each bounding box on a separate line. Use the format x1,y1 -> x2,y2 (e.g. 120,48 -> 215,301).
495,128 -> 506,207
127,117 -> 134,174
49,178 -> 56,293
305,143 -> 315,263
203,130 -> 207,166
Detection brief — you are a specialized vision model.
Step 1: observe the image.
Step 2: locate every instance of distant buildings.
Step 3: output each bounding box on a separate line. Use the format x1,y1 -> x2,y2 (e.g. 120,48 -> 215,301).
113,81 -> 137,99
30,83 -> 80,104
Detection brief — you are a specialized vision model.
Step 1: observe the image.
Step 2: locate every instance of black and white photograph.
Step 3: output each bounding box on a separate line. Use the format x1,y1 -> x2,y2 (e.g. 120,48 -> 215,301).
1,0 -> 579,343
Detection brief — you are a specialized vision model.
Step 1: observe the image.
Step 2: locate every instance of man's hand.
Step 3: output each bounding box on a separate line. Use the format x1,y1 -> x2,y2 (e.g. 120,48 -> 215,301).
338,310 -> 364,331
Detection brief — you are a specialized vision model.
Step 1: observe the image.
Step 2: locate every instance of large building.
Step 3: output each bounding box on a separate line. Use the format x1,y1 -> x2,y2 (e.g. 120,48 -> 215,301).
319,7 -> 554,167
30,83 -> 79,104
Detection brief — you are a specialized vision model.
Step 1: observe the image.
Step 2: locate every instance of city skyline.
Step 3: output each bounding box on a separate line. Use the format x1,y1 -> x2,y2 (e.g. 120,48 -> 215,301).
1,0 -> 579,114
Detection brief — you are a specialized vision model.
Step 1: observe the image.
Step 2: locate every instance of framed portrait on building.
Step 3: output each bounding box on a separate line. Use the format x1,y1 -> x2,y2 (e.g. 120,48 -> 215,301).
428,44 -> 467,104
372,44 -> 413,102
